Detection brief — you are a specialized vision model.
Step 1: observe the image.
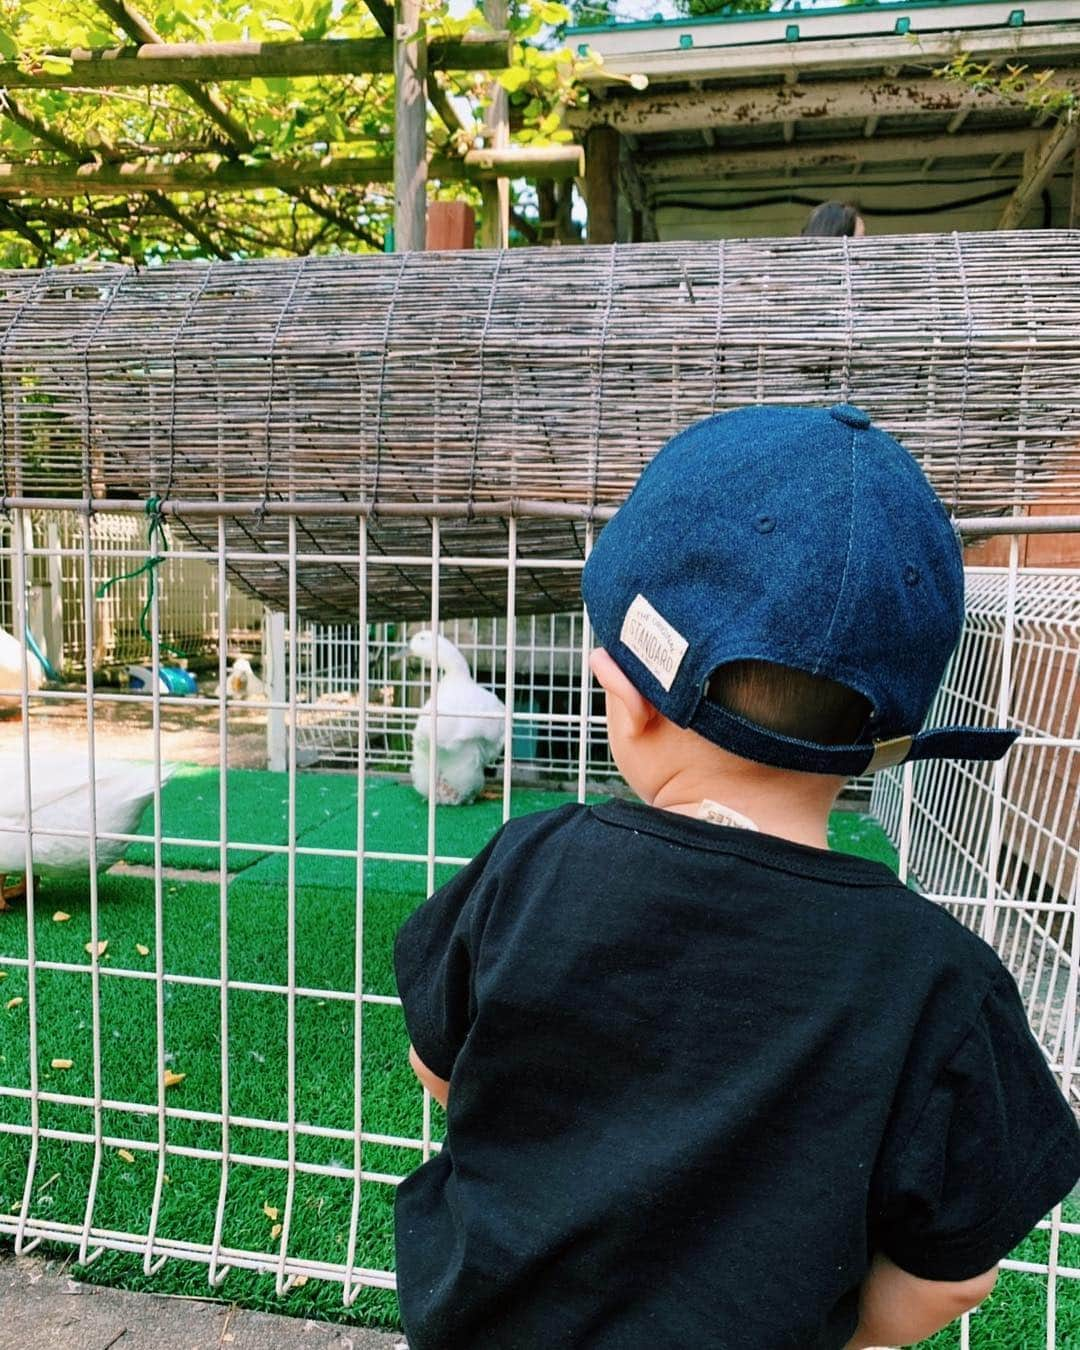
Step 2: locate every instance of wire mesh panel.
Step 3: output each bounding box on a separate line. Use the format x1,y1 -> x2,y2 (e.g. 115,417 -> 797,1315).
0,511 -> 263,675
0,510 -> 1074,1349
873,567 -> 1080,1106
291,614 -> 614,781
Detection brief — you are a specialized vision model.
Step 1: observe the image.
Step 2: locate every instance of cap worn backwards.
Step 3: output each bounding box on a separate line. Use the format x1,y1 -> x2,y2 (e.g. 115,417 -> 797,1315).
581,404 -> 1018,776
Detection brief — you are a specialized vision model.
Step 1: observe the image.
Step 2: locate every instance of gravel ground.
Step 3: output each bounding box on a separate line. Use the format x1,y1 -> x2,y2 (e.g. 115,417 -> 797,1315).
0,692 -> 270,771
0,1250 -> 403,1350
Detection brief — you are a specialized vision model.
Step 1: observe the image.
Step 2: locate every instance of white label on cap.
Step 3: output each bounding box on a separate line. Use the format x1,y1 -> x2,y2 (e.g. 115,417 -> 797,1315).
619,594 -> 688,692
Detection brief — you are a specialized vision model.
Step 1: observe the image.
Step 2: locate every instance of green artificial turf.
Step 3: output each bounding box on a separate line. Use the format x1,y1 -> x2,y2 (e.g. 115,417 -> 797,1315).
0,771 -> 1072,1342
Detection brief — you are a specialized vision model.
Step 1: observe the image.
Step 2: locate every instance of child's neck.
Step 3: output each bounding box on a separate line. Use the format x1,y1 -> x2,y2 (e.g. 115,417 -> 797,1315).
646,762 -> 841,852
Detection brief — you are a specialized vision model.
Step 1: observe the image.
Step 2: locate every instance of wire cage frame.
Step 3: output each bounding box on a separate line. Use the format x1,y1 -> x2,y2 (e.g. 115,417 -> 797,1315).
0,238 -> 1077,1343
0,508 -> 1075,1348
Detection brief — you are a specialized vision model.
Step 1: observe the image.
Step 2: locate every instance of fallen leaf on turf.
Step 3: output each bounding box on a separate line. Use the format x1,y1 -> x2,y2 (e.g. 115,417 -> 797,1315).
292,1275 -> 308,1288
84,940 -> 108,957
0,971 -> 6,979
135,943 -> 150,957
163,1070 -> 186,1088
262,1203 -> 279,1222
50,1059 -> 73,1070
117,1148 -> 135,1163
5,997 -> 22,1010
53,911 -> 70,923
270,1222 -> 283,1240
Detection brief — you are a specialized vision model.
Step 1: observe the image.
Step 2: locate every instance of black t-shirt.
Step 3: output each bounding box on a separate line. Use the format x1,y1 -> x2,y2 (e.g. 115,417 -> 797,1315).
393,799 -> 1080,1350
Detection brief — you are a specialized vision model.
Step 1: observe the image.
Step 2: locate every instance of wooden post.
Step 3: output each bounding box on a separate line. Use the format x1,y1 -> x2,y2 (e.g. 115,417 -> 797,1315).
394,0 -> 427,251
479,0 -> 509,249
1071,145 -> 1080,229
585,126 -> 620,245
999,121 -> 1077,230
537,180 -> 557,244
554,181 -> 578,245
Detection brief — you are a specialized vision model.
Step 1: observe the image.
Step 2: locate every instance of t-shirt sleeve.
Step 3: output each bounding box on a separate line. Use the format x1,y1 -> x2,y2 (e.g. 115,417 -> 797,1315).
393,830 -> 504,1082
874,966 -> 1080,1281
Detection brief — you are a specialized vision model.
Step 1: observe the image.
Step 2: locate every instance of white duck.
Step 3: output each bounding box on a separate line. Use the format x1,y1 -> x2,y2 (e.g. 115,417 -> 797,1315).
409,632 -> 506,805
0,751 -> 173,909
0,625 -> 45,714
226,657 -> 266,700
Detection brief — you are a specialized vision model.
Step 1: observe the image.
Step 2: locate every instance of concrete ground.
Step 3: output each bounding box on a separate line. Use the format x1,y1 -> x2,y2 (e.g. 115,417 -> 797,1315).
0,1250 -> 404,1350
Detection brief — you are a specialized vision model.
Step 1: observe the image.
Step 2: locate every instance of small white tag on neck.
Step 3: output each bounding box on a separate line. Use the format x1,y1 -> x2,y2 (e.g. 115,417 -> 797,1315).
697,799 -> 760,832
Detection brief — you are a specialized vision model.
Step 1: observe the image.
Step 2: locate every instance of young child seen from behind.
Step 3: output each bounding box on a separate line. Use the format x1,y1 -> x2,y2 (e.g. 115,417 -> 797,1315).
394,404 -> 1080,1349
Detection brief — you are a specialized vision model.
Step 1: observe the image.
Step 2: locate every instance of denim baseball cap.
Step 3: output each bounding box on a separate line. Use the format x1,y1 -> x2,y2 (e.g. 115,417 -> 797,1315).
581,404 -> 1018,776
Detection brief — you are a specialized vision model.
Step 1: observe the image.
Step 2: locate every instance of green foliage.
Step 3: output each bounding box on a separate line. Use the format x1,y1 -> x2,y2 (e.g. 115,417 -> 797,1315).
0,0 -> 592,266
673,0 -> 770,18
936,53 -> 1078,119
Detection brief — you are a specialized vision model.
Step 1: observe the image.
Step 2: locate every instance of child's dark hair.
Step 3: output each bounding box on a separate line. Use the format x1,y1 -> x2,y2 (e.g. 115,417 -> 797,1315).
707,661 -> 872,747
802,202 -> 862,238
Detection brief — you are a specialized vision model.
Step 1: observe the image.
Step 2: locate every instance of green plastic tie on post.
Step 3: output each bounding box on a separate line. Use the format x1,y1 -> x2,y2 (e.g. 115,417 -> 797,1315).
95,496 -> 186,659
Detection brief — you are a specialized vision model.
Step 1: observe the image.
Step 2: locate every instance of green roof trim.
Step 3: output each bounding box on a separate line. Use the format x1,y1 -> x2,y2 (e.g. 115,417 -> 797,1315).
566,0 -> 1040,39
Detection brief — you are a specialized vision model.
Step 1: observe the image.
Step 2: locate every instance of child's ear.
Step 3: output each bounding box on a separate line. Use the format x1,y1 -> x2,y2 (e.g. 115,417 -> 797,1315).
589,648 -> 659,737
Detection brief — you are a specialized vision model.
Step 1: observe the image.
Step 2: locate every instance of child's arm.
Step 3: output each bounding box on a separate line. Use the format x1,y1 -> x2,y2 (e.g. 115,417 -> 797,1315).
844,1254 -> 998,1349
409,1043 -> 450,1109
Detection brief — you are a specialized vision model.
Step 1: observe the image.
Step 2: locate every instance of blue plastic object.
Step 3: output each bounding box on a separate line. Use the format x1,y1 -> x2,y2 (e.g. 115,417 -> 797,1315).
127,664 -> 198,696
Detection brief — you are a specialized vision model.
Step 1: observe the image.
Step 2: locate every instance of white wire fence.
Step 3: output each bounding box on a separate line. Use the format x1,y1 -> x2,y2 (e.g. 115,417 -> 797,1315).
0,510 -> 263,676
0,508 -> 1075,1346
288,612 -> 613,782
873,566 -> 1080,1109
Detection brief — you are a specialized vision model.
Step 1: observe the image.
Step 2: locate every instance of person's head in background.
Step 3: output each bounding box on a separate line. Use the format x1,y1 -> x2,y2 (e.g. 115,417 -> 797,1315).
802,201 -> 865,237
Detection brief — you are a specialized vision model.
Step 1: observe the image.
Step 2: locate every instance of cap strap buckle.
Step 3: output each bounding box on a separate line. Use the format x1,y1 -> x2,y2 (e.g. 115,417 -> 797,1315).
867,735 -> 914,772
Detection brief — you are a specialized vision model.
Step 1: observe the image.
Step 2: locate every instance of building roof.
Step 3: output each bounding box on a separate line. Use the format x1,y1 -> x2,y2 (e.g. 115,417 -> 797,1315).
566,1 -> 1080,232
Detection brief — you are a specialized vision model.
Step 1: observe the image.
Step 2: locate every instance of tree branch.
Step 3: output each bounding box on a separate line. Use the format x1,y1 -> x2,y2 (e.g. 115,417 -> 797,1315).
0,201 -> 53,260
0,92 -> 95,163
95,0 -> 254,151
366,0 -> 395,39
290,187 -> 383,250
145,190 -> 232,258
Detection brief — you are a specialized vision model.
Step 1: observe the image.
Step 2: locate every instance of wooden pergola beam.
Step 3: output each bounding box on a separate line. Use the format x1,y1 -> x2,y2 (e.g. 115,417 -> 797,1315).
638,130 -> 1040,182
465,145 -> 583,180
2,34 -> 511,88
568,74 -> 1080,137
998,120 -> 1079,229
0,147 -> 584,198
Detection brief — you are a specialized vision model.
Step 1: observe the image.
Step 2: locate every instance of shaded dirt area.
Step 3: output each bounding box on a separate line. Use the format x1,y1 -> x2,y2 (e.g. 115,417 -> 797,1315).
0,693 -> 268,771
